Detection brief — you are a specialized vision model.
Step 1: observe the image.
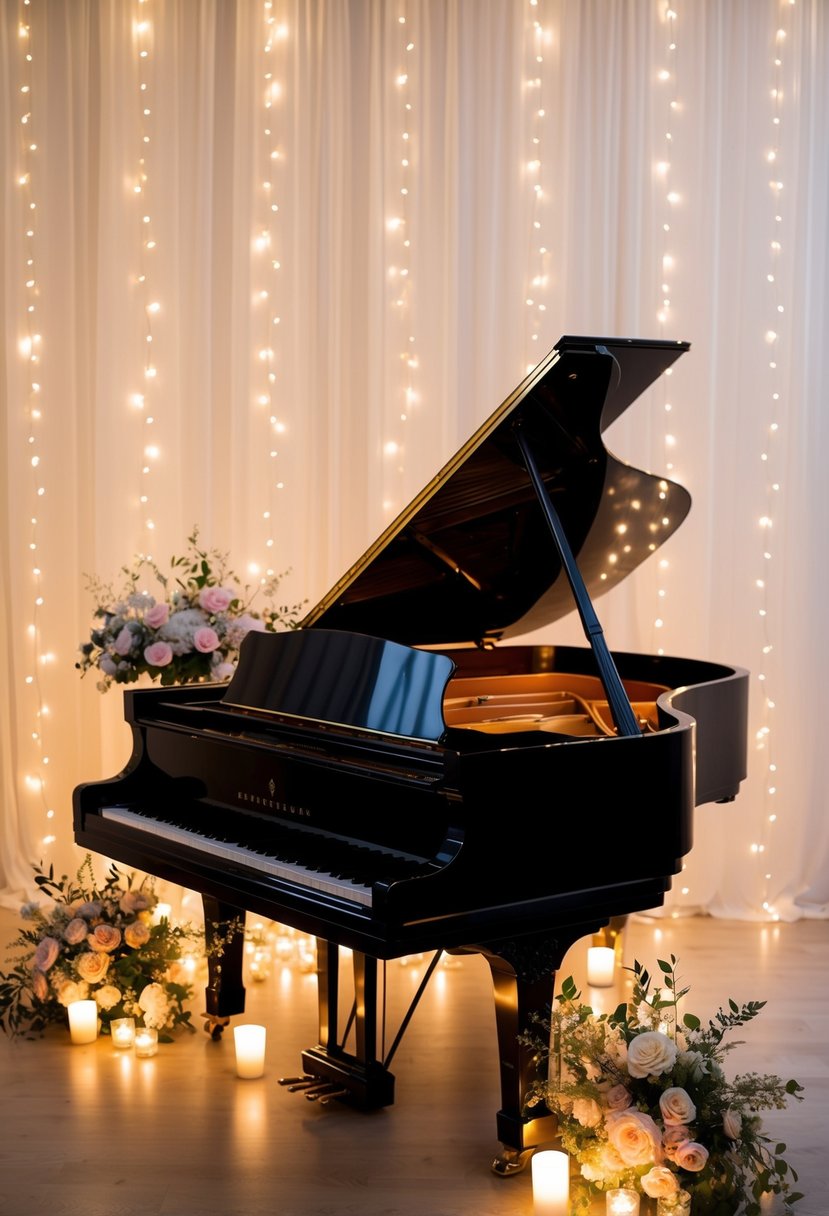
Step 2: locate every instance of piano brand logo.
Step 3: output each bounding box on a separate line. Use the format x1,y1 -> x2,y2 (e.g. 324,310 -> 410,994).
237,779 -> 311,818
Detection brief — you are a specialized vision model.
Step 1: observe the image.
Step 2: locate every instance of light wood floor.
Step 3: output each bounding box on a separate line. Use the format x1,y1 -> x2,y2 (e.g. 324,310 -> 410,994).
0,908 -> 826,1216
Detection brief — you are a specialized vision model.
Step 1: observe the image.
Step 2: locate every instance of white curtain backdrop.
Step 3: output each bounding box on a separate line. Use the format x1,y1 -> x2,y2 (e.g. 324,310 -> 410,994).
1,0 -> 827,922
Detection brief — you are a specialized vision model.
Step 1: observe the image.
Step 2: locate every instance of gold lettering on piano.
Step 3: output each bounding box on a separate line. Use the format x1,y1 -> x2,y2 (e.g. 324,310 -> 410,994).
236,790 -> 311,818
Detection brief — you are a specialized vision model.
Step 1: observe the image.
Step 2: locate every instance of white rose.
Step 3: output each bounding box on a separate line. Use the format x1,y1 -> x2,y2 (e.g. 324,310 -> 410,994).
642,1165 -> 681,1199
627,1030 -> 678,1079
572,1098 -> 603,1128
659,1086 -> 697,1126
138,982 -> 170,1029
723,1108 -> 742,1140
95,984 -> 122,1010
606,1108 -> 664,1166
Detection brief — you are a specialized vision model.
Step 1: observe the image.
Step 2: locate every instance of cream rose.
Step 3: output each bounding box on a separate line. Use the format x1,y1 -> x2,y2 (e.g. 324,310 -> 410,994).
57,979 -> 89,1006
33,935 -> 60,972
674,1141 -> 709,1172
124,920 -> 151,948
627,1030 -> 678,1078
660,1086 -> 697,1126
606,1108 -> 663,1166
87,924 -> 122,953
94,984 -> 122,1010
572,1098 -> 603,1128
723,1108 -> 742,1140
77,951 -> 110,983
641,1165 -> 680,1198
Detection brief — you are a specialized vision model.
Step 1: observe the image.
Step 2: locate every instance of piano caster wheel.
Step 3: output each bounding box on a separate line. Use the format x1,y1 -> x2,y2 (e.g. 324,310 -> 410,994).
202,1014 -> 231,1041
491,1146 -> 534,1177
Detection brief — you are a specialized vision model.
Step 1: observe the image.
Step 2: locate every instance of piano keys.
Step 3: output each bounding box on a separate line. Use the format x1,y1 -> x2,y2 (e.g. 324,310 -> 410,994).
74,335 -> 748,1175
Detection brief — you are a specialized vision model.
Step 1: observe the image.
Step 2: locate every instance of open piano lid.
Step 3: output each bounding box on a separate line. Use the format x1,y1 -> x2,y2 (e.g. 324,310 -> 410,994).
303,335 -> 691,648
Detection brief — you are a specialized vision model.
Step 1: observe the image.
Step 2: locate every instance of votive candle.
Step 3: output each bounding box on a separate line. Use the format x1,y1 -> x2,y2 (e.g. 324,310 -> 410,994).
111,1017 -> 136,1049
134,1027 -> 158,1057
234,1024 -> 266,1079
531,1149 -> 569,1216
607,1187 -> 641,1215
587,945 -> 615,986
68,999 -> 98,1044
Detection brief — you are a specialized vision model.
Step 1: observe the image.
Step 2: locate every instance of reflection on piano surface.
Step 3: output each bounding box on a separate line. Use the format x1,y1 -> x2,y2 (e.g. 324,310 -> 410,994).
74,336 -> 748,1175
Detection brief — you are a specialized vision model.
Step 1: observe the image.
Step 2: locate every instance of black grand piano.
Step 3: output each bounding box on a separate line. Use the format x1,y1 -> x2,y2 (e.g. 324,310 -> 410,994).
74,336 -> 748,1175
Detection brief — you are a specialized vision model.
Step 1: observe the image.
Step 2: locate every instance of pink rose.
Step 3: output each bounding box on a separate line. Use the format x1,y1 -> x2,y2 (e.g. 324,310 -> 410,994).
87,924 -> 122,953
119,890 -> 151,915
73,900 -> 102,920
144,601 -> 170,628
606,1109 -> 664,1167
662,1126 -> 692,1162
144,640 -> 173,667
125,921 -> 150,948
194,626 -> 220,654
63,917 -> 89,945
77,951 -> 110,983
31,968 -> 49,1000
33,936 -> 60,972
199,586 -> 234,614
674,1141 -> 709,1172
660,1087 -> 697,1126
605,1083 -> 633,1111
641,1166 -> 681,1199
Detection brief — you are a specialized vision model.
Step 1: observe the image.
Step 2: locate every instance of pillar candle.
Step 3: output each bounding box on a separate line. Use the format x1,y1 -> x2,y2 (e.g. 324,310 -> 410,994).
234,1024 -> 266,1078
68,999 -> 98,1044
587,945 -> 615,986
531,1149 -> 569,1216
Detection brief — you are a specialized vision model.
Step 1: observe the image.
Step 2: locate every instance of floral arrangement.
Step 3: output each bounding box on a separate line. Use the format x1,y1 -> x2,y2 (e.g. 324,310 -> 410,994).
76,527 -> 305,691
523,956 -> 804,1216
0,856 -> 202,1040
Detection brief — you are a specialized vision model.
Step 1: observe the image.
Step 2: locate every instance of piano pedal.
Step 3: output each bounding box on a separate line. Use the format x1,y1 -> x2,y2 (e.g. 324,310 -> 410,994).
301,1082 -> 342,1100
278,1076 -> 312,1086
318,1088 -> 350,1105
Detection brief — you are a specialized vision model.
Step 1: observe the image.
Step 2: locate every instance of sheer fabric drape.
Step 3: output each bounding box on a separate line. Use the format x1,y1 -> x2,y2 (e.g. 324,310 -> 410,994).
1,0 -> 826,920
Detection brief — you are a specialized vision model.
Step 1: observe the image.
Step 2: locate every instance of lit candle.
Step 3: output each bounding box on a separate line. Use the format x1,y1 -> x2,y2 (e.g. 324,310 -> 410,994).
531,1149 -> 569,1216
234,1024 -> 266,1078
111,1017 -> 136,1049
152,902 -> 171,925
607,1187 -> 641,1215
134,1027 -> 158,1057
67,999 -> 98,1044
587,945 -> 615,986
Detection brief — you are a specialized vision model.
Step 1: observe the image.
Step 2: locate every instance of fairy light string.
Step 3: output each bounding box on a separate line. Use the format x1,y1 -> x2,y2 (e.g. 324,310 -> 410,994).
523,0 -> 552,373
749,4 -> 793,922
16,0 -> 56,855
382,4 -> 418,519
250,0 -> 289,585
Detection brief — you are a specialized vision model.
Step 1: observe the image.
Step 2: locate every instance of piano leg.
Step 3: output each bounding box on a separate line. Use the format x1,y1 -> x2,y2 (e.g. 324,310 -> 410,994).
201,896 -> 246,1039
474,923 -> 605,1176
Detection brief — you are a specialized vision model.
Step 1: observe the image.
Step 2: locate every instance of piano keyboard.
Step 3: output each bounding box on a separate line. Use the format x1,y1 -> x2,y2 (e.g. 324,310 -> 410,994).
99,805 -> 431,909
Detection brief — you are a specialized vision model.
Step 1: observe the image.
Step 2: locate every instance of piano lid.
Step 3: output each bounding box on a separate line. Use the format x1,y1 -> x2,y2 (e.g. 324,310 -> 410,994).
303,335 -> 691,648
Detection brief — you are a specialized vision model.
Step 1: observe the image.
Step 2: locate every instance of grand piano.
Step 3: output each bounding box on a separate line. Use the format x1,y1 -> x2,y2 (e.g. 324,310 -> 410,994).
74,336 -> 748,1175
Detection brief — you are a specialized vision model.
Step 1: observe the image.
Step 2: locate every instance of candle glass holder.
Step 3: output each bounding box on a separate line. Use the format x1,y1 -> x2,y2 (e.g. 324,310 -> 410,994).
134,1027 -> 158,1057
656,1192 -> 692,1216
110,1016 -> 136,1049
606,1187 -> 641,1215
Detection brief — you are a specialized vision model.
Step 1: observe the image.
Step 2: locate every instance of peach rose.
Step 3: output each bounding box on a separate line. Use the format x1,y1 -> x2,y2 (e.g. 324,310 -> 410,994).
660,1086 -> 697,1126
87,924 -> 122,953
572,1098 -> 603,1128
144,640 -> 173,667
77,951 -> 110,983
193,626 -> 220,654
144,601 -> 170,628
642,1165 -> 681,1199
63,917 -> 89,945
199,586 -> 234,614
33,936 -> 60,971
124,920 -> 151,948
627,1030 -> 678,1078
606,1109 -> 663,1166
605,1083 -> 632,1111
57,980 -> 89,1006
674,1141 -> 709,1172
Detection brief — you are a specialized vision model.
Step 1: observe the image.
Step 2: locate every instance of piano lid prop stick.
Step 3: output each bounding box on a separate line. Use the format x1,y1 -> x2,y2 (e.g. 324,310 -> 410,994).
513,420 -> 642,738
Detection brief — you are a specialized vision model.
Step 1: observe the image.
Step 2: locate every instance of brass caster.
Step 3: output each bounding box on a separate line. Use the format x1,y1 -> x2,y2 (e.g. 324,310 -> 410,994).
202,1013 -> 231,1040
491,1146 -> 534,1177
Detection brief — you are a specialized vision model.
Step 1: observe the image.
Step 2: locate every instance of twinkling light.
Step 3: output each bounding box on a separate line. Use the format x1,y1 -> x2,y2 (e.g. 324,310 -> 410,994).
749,4 -> 792,923
382,2 -> 419,516
131,2 -> 162,540
15,0 -> 56,856
522,1 -> 553,370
